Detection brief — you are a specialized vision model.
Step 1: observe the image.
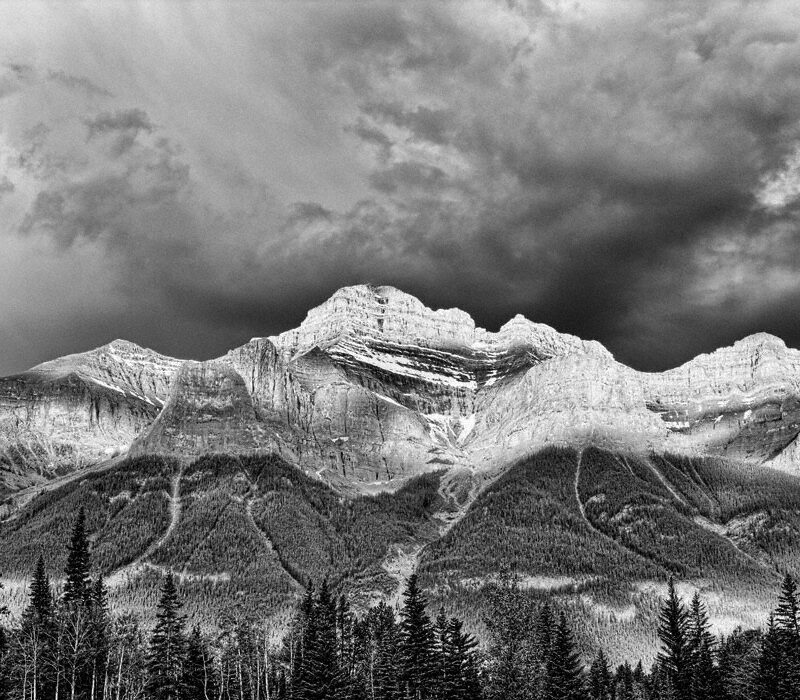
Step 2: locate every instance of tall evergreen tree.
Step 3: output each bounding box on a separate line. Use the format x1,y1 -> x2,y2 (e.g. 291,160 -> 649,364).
615,662 -> 635,700
775,573 -> 800,636
63,508 -> 91,606
17,557 -> 54,700
87,576 -> 110,700
30,557 -> 53,622
542,613 -> 584,700
145,573 -> 186,700
432,609 -> 449,700
657,578 -> 690,699
756,615 -> 785,700
366,602 -> 401,700
183,626 -> 217,700
293,579 -> 346,700
398,575 -> 435,700
589,649 -> 612,700
688,592 -> 724,700
482,573 -> 539,700
718,628 -> 761,700
443,618 -> 481,700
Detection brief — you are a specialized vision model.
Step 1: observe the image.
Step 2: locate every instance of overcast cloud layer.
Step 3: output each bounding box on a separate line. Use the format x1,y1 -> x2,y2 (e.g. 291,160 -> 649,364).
2,1 -> 800,374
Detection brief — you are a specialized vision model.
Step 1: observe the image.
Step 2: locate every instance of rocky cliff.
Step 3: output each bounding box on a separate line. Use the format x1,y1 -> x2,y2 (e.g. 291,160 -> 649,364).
3,285 -> 800,494
0,340 -> 182,491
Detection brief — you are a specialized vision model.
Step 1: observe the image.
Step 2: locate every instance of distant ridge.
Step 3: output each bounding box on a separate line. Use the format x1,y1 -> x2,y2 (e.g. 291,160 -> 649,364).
2,283 -> 800,493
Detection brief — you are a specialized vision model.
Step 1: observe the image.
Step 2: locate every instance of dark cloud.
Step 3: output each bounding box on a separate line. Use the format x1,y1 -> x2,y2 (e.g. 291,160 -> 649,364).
4,2 -> 800,375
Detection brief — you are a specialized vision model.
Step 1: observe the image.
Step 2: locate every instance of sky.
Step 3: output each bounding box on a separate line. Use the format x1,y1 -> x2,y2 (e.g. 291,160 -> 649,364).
2,0 -> 800,375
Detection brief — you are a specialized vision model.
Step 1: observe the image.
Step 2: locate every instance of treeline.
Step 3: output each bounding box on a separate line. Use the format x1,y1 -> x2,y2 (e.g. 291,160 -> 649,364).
2,508 -> 800,699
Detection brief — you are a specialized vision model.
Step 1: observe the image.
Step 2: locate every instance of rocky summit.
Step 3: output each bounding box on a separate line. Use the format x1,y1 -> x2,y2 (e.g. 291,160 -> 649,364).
5,284 -> 800,660
2,284 -> 800,493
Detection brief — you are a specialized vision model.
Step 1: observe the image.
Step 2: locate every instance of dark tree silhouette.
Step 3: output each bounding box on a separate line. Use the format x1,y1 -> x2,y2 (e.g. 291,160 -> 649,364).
145,574 -> 186,700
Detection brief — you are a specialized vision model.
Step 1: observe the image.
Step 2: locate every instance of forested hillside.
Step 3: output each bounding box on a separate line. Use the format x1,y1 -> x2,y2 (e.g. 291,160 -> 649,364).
2,447 -> 800,663
1,509 -> 799,700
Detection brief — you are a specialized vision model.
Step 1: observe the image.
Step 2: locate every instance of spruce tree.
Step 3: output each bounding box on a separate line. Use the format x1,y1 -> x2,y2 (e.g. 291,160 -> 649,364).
775,573 -> 800,636
615,662 -> 634,700
542,613 -> 584,700
482,573 -> 539,700
657,578 -> 690,698
368,602 -> 401,700
688,592 -> 724,700
313,578 -> 344,699
433,609 -> 449,700
19,558 -> 54,700
589,649 -> 612,700
145,573 -> 186,700
293,579 -> 345,700
774,572 -> 800,693
183,626 -> 217,700
30,556 -> 53,621
87,576 -> 110,700
63,507 -> 91,606
444,618 -> 481,700
757,615 -> 785,700
61,512 -> 94,700
292,582 -> 318,700
398,575 -> 435,700
718,628 -> 761,700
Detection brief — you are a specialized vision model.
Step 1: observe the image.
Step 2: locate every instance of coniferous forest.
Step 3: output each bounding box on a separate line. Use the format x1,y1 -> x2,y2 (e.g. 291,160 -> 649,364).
1,508 -> 800,699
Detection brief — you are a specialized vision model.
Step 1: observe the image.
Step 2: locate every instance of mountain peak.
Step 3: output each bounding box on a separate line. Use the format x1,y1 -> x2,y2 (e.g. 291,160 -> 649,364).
733,332 -> 787,351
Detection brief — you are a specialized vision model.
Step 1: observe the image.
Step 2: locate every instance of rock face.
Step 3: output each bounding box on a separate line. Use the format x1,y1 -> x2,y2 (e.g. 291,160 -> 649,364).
0,341 -> 183,491
4,285 -> 800,493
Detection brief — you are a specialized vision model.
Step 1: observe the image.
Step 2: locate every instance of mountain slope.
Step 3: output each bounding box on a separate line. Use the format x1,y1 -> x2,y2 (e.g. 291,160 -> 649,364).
4,285 -> 800,495
3,448 -> 800,662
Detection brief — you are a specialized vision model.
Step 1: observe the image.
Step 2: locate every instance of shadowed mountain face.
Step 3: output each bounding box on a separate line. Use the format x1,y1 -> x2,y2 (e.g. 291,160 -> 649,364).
3,448 -> 800,664
3,284 -> 800,493
3,285 -> 800,660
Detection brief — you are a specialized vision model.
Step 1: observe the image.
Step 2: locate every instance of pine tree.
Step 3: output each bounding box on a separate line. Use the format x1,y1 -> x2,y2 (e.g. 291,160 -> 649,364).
542,613 -> 585,700
433,609 -> 449,700
368,602 -> 401,700
30,557 -> 53,622
718,627 -> 761,700
87,576 -> 110,700
293,579 -> 345,700
398,575 -> 435,700
17,557 -> 55,700
589,649 -> 612,700
756,615 -> 785,700
183,626 -> 217,700
292,582 -> 318,700
63,507 -> 91,606
657,578 -> 690,698
444,618 -> 481,700
775,573 -> 800,636
482,573 -> 539,700
145,573 -> 186,700
615,662 -> 634,700
687,592 -> 724,700
61,514 -> 94,700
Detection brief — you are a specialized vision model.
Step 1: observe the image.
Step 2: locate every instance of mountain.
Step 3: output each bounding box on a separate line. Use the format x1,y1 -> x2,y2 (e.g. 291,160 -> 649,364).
5,285 -> 800,492
3,284 -> 800,661
0,340 -> 182,492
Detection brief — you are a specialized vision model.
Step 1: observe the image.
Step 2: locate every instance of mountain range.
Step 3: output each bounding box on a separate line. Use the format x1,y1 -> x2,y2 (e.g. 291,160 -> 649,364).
2,284 -> 800,661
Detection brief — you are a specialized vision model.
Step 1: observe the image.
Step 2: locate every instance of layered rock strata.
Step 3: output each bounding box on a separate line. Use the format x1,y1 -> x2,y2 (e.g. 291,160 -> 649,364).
3,285 -> 800,492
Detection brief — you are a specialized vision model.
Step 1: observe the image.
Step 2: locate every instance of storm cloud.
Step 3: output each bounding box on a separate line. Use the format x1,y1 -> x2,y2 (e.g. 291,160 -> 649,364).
2,1 -> 800,374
